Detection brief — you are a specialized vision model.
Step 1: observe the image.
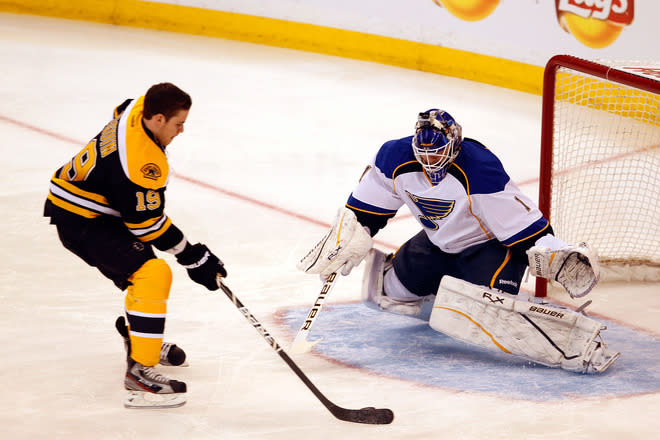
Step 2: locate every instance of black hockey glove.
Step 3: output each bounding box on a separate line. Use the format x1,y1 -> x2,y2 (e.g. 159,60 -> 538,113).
175,242 -> 227,291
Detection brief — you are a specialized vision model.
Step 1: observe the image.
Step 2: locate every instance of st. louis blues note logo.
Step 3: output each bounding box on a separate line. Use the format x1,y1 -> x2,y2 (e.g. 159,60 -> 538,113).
406,190 -> 454,230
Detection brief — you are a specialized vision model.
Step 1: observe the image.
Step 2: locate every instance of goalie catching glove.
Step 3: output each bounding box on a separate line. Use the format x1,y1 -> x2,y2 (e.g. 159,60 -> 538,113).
297,207 -> 374,279
176,242 -> 227,291
526,235 -> 600,298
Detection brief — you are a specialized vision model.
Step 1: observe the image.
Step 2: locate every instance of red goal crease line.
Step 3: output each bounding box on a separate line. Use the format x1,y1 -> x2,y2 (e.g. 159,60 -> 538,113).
2,113 -> 399,250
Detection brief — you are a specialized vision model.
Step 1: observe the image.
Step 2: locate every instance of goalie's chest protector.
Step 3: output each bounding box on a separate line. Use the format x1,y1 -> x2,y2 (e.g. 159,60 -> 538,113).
367,137 -> 543,253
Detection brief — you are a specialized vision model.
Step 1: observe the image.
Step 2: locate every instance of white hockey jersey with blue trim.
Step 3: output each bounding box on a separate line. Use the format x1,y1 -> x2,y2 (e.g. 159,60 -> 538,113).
346,136 -> 549,253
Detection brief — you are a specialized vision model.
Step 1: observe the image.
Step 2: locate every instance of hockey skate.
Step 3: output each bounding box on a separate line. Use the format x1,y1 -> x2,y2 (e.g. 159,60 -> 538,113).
361,249 -> 424,316
124,357 -> 187,408
582,339 -> 621,374
115,316 -> 188,366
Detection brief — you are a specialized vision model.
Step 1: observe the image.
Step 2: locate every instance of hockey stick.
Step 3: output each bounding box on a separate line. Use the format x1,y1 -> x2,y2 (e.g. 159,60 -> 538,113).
216,277 -> 394,425
290,272 -> 338,354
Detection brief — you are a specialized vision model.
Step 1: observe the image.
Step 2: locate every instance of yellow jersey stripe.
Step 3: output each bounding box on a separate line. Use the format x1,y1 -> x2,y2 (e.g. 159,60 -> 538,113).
130,217 -> 172,242
48,182 -> 121,217
47,193 -> 100,219
51,177 -> 111,206
124,216 -> 162,229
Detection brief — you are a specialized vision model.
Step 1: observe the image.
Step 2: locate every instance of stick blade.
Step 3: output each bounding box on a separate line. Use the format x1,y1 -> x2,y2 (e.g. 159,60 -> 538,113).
330,405 -> 395,425
290,336 -> 323,354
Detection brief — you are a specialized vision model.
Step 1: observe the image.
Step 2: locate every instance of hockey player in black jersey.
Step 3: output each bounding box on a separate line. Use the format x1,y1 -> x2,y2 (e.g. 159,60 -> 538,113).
44,83 -> 226,407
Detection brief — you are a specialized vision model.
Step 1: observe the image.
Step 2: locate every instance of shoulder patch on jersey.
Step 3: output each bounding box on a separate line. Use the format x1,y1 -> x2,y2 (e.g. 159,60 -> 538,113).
140,163 -> 162,180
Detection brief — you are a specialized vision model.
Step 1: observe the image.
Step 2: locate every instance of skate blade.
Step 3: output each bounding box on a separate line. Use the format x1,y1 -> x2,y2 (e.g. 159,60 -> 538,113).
159,360 -> 190,367
124,391 -> 187,409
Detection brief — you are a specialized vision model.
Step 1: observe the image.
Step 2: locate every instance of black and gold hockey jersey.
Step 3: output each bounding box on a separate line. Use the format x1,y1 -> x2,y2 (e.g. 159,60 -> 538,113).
44,97 -> 184,252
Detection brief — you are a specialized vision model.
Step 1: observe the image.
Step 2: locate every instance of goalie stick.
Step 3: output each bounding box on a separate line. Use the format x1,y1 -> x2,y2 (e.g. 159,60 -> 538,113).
290,272 -> 338,354
216,276 -> 394,425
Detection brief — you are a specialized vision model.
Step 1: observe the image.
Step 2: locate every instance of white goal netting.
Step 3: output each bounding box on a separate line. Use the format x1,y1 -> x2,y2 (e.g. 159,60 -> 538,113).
545,57 -> 660,282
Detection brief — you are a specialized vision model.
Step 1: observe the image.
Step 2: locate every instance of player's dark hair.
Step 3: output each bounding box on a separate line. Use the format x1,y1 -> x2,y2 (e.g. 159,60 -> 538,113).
143,83 -> 192,120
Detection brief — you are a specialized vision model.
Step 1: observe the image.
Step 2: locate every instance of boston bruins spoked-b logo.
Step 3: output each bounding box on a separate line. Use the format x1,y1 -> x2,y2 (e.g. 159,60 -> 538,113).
406,190 -> 455,230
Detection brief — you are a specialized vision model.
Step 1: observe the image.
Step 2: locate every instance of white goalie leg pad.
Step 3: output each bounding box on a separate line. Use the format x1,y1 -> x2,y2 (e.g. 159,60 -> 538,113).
297,207 -> 373,278
527,236 -> 600,298
429,276 -> 620,373
361,249 -> 423,316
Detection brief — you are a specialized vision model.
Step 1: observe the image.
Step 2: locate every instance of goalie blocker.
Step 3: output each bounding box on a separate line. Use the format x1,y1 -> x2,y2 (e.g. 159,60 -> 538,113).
429,276 -> 619,374
297,207 -> 373,279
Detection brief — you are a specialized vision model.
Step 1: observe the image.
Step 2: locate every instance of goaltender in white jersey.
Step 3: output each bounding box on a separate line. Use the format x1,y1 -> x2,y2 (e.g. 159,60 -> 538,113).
298,109 -> 619,374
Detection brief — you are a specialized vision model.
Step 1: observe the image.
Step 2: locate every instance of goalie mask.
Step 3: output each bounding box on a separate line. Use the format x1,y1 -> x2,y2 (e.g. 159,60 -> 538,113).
412,109 -> 462,183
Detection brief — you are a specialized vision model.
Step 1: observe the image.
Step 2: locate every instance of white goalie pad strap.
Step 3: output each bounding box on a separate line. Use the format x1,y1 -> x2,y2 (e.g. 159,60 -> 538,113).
360,249 -> 423,316
361,249 -> 387,308
429,276 -> 618,373
527,239 -> 600,298
297,207 -> 374,278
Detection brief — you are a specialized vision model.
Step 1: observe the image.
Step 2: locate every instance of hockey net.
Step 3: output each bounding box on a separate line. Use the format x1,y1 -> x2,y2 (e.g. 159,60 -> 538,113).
536,55 -> 660,297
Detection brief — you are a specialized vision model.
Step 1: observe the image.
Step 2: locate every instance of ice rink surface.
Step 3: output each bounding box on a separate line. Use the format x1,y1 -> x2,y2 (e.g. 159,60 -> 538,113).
1,13 -> 658,440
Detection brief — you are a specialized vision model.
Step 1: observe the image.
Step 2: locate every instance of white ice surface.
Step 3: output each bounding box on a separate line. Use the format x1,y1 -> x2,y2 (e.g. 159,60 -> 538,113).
0,13 -> 658,440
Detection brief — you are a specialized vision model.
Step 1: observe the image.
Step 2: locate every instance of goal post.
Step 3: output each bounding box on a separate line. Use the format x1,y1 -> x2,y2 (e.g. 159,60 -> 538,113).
536,54 -> 660,297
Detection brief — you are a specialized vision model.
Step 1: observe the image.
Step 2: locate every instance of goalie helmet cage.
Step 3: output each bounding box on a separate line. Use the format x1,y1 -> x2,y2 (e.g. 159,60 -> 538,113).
536,54 -> 660,297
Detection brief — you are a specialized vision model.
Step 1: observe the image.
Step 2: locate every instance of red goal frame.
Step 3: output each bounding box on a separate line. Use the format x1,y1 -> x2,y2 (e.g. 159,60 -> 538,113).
535,54 -> 660,297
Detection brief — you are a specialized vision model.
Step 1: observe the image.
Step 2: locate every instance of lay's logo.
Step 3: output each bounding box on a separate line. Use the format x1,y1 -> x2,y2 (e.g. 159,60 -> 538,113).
555,0 -> 634,48
557,0 -> 633,24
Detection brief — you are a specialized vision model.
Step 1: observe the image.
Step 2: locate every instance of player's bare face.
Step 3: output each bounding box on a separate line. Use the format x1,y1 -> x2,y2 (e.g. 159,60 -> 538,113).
157,109 -> 189,146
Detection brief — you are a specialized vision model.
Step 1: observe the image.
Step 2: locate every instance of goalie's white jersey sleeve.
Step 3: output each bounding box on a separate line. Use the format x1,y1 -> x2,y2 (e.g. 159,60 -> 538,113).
347,136 -> 550,253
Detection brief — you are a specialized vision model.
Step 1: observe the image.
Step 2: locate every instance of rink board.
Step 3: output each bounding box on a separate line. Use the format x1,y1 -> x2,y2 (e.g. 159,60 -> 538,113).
281,302 -> 660,401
